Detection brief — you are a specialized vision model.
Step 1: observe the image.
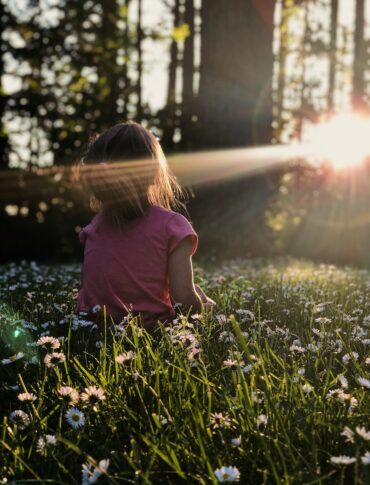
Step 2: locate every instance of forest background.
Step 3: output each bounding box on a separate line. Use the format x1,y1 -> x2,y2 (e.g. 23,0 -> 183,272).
1,0 -> 370,266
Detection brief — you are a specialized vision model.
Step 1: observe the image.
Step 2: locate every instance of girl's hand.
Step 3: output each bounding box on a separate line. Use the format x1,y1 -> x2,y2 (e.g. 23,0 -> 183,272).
202,296 -> 217,314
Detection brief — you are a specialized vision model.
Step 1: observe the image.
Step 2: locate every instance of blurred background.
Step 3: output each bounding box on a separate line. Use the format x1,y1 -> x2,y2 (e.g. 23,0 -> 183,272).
1,0 -> 370,266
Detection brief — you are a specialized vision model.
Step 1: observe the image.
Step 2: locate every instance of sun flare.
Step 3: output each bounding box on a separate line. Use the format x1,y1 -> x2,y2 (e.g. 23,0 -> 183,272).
303,113 -> 370,169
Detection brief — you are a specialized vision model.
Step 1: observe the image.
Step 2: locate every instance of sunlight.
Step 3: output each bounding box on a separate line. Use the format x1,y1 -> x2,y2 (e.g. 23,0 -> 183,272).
303,113 -> 370,170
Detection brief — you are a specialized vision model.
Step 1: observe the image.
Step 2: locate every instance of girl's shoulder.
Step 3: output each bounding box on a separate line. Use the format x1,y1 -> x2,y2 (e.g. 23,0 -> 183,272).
149,205 -> 192,226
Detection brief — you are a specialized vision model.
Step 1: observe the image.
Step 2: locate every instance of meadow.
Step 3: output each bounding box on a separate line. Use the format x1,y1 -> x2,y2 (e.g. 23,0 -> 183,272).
0,258 -> 369,484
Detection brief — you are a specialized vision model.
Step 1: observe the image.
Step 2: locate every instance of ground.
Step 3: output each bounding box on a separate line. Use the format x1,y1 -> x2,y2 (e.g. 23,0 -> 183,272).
0,258 -> 369,484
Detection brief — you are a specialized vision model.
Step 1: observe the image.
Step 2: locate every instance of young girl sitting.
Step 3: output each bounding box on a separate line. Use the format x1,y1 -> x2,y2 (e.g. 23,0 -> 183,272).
74,121 -> 215,329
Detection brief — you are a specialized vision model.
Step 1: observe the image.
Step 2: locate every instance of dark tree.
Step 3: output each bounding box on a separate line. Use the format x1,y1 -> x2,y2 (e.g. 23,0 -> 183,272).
179,0 -> 195,150
0,1 -> 12,169
353,0 -> 366,111
196,0 -> 275,149
161,0 -> 181,150
328,0 -> 339,112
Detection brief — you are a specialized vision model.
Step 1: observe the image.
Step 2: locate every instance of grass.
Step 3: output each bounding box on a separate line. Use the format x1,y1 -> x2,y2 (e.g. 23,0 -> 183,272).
0,257 -> 369,484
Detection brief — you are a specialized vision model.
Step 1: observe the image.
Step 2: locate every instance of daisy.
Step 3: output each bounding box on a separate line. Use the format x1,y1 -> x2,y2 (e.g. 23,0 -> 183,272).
115,351 -> 136,364
355,426 -> 370,440
80,386 -> 106,406
357,377 -> 370,389
361,451 -> 370,465
338,375 -> 348,389
289,344 -> 305,353
17,392 -> 37,402
340,426 -> 355,443
257,414 -> 268,428
65,407 -> 85,429
214,466 -> 240,482
330,455 -> 356,465
302,383 -> 314,394
1,352 -> 25,365
82,458 -> 110,485
9,410 -> 30,430
36,434 -> 57,456
188,347 -> 202,361
230,436 -> 242,447
58,386 -> 79,406
223,359 -> 245,369
342,352 -> 359,364
242,364 -> 253,374
152,413 -> 168,426
37,336 -> 60,350
44,352 -> 66,368
210,412 -> 234,429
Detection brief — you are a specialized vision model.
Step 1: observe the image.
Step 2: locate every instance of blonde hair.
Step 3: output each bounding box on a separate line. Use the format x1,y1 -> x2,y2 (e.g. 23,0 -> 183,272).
74,121 -> 187,229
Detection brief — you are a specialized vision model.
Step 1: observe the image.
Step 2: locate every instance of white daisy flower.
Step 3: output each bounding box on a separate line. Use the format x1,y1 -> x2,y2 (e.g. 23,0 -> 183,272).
223,359 -> 245,369
210,412 -> 235,430
355,426 -> 370,440
58,386 -> 79,406
340,426 -> 355,443
302,383 -> 314,394
36,434 -> 57,456
9,410 -> 30,429
338,375 -> 348,389
1,352 -> 25,365
17,392 -> 37,402
187,347 -> 202,361
214,466 -> 240,482
37,336 -> 61,350
289,344 -> 305,353
361,451 -> 370,465
357,377 -> 370,389
82,458 -> 110,484
230,436 -> 242,447
80,386 -> 106,406
242,364 -> 253,374
216,314 -> 228,324
65,407 -> 85,429
115,351 -> 136,364
330,455 -> 356,465
44,352 -> 66,368
257,414 -> 268,428
152,413 -> 168,426
342,352 -> 359,364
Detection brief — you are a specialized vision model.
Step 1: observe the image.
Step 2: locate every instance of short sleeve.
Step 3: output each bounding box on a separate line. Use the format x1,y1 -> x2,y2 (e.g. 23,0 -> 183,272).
78,228 -> 87,245
167,213 -> 198,256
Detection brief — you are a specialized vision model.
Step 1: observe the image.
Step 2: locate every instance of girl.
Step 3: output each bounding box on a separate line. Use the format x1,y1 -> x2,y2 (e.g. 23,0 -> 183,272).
74,121 -> 215,329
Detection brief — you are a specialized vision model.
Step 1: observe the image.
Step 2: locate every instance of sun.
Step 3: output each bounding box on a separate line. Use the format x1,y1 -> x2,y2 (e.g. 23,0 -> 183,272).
303,112 -> 370,169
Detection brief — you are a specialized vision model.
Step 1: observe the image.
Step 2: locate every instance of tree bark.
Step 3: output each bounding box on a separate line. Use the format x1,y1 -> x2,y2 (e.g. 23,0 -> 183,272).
196,0 -> 275,149
161,0 -> 181,149
328,0 -> 338,112
180,0 -> 195,150
0,0 -> 10,169
352,0 -> 366,111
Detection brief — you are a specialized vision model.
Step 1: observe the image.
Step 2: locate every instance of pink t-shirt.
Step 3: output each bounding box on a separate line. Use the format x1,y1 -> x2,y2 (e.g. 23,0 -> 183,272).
75,205 -> 198,328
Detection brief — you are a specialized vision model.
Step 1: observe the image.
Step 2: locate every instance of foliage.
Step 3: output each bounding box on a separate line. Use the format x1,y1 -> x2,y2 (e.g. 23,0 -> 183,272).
0,258 -> 369,483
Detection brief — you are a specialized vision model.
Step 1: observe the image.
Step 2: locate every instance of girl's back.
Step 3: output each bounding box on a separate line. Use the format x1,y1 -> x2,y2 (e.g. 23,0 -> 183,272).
76,205 -> 197,328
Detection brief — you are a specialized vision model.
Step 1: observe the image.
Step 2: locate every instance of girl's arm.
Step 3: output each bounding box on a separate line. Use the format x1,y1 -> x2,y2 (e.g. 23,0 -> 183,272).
168,237 -> 203,314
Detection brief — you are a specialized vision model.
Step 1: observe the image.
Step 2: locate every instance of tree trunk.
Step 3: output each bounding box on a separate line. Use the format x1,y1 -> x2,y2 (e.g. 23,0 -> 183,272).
136,0 -> 143,120
161,0 -> 181,149
196,0 -> 275,149
352,0 -> 366,111
180,0 -> 195,150
0,0 -> 10,169
328,0 -> 338,112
